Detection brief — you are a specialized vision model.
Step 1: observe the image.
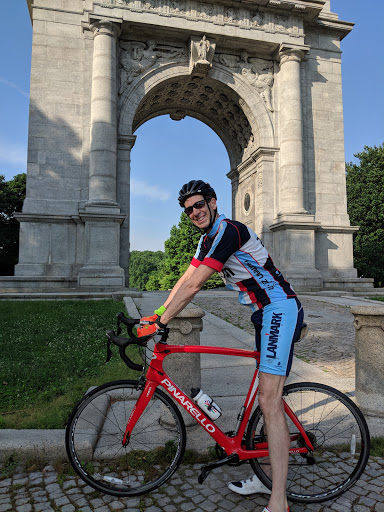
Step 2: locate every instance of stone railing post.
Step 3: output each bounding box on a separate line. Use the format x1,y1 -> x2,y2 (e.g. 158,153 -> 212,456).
352,305 -> 384,417
164,306 -> 205,426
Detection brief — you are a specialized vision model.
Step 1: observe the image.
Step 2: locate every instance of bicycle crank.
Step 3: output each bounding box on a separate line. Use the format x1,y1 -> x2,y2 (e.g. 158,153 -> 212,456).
215,431 -> 247,466
198,454 -> 240,484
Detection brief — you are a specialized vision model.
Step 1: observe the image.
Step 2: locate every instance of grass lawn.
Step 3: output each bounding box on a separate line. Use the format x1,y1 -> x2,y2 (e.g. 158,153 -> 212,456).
0,300 -> 141,429
370,296 -> 384,302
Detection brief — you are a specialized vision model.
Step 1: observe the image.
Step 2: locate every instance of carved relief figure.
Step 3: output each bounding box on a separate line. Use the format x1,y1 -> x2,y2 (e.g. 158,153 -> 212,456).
215,51 -> 274,112
199,2 -> 214,19
250,11 -> 264,27
119,40 -> 186,94
224,7 -> 239,23
198,35 -> 210,62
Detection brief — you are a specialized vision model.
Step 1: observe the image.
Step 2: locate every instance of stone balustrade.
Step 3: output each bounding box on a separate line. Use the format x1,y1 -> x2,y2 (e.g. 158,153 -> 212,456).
352,305 -> 384,417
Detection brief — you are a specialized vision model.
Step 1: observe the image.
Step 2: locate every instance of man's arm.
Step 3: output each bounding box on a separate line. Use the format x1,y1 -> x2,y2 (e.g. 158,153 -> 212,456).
159,264 -> 216,325
163,264 -> 197,308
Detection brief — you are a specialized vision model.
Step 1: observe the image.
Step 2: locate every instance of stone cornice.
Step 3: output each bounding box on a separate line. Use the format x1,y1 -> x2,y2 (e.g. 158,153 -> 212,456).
26,0 -> 33,23
314,16 -> 354,40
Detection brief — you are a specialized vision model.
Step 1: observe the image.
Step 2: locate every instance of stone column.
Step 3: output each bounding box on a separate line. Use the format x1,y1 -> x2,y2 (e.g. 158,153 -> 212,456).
87,19 -> 121,206
117,135 -> 136,287
352,306 -> 384,417
77,18 -> 125,288
278,45 -> 307,215
269,44 -> 322,290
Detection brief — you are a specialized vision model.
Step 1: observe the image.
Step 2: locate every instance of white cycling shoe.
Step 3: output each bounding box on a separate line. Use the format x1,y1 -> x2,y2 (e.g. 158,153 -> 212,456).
228,474 -> 272,495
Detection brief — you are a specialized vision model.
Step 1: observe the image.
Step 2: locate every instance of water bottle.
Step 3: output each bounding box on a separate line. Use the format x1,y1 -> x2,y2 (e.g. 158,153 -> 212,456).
190,387 -> 222,421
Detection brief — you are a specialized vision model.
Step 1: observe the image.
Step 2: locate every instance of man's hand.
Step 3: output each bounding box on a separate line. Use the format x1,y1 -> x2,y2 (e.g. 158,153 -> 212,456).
137,321 -> 158,338
140,314 -> 158,323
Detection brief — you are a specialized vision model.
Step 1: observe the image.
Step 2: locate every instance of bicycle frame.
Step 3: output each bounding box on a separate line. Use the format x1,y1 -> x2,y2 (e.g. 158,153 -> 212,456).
122,341 -> 315,460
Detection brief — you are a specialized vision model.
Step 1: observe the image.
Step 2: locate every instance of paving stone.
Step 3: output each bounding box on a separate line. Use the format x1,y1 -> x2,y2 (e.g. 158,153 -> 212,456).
54,496 -> 70,506
0,504 -> 12,512
60,505 -> 75,512
109,501 -> 125,510
15,505 -> 33,512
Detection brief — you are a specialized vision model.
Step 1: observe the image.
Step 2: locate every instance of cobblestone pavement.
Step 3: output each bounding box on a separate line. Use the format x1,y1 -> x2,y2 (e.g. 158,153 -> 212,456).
1,457 -> 384,512
192,296 -> 356,378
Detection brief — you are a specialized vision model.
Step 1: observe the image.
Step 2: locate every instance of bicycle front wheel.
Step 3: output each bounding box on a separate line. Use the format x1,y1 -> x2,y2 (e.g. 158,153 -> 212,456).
65,380 -> 186,497
246,382 -> 370,503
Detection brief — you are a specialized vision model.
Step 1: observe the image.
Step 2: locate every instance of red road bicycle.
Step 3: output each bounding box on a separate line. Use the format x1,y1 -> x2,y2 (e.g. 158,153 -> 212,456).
65,313 -> 370,504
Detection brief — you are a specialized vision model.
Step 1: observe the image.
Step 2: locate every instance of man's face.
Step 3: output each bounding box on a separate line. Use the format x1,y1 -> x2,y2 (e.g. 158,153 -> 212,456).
184,194 -> 217,231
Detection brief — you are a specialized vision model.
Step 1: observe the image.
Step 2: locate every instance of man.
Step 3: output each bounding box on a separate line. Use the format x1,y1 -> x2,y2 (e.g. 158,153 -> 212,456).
138,180 -> 303,512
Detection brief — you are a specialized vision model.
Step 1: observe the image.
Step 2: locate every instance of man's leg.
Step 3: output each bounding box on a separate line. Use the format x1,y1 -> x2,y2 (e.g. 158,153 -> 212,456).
258,371 -> 289,512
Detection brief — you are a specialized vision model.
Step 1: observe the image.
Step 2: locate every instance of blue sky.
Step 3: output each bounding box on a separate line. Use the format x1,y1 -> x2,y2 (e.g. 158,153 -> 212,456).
1,1 -> 383,251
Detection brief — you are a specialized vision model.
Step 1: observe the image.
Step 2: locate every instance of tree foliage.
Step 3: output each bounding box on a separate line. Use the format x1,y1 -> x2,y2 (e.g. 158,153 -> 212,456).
129,213 -> 225,291
0,173 -> 26,275
346,143 -> 384,286
129,250 -> 165,291
157,213 -> 224,290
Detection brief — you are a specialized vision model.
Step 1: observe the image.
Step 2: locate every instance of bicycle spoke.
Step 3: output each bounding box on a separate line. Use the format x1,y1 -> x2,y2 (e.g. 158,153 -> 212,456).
247,382 -> 370,504
66,381 -> 186,497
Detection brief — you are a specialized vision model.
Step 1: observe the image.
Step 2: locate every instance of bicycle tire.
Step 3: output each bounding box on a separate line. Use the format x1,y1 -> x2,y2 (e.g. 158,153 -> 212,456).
246,382 -> 370,503
65,380 -> 186,497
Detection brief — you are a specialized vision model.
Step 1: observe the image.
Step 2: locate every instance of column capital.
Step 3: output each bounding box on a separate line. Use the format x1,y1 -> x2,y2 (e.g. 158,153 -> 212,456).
118,135 -> 137,150
278,44 -> 310,64
89,18 -> 121,39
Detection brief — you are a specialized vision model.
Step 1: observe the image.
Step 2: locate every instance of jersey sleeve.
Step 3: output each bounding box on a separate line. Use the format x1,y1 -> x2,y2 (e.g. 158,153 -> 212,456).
191,235 -> 208,268
201,221 -> 243,272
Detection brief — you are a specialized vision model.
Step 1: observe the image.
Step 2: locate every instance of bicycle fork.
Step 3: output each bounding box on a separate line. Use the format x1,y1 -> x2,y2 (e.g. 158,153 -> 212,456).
122,379 -> 156,446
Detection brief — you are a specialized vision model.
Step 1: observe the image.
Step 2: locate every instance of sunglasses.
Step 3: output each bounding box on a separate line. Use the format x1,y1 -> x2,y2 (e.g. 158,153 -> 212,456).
184,199 -> 206,216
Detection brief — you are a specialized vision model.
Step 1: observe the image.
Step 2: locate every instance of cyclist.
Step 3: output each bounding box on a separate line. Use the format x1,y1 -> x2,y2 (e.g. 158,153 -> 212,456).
138,180 -> 303,512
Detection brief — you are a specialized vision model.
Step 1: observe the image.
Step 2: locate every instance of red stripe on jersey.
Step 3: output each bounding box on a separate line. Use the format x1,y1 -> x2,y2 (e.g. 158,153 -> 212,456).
191,257 -> 202,268
236,281 -> 263,309
202,257 -> 223,272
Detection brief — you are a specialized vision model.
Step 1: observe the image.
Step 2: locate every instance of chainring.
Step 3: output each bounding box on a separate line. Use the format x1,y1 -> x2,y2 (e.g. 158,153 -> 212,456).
215,431 -> 248,466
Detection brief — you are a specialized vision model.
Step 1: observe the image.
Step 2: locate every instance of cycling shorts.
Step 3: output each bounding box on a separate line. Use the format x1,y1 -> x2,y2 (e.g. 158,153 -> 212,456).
251,297 -> 304,377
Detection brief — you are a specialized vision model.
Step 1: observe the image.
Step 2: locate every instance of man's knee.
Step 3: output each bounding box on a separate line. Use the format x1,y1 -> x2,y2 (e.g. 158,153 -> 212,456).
258,373 -> 286,415
258,388 -> 283,416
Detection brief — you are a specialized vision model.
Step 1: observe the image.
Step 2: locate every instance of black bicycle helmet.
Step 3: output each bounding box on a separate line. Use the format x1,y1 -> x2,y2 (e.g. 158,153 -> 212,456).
178,180 -> 217,207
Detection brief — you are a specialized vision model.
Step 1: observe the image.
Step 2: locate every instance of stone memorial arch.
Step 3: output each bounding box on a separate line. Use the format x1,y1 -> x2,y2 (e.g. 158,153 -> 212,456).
6,0 -> 373,292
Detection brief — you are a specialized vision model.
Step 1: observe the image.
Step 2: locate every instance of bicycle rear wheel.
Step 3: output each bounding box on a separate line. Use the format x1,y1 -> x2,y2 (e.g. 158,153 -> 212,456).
246,382 -> 370,503
65,380 -> 186,497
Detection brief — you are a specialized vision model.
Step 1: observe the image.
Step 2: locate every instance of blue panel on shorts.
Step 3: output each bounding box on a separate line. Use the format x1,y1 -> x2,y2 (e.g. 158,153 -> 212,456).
251,298 -> 304,376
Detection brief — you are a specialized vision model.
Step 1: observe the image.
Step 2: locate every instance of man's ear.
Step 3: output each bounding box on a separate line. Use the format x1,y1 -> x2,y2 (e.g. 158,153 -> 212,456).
210,197 -> 217,210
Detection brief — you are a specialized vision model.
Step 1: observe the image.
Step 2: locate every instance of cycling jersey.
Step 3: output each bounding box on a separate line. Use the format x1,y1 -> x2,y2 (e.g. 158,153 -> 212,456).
191,214 -> 296,312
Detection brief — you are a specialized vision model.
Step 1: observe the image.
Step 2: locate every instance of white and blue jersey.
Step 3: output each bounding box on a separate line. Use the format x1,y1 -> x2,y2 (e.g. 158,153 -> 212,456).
191,214 -> 303,376
191,214 -> 296,312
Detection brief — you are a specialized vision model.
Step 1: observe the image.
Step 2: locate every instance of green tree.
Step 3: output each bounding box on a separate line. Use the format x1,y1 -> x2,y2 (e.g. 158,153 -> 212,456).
0,173 -> 26,275
129,250 -> 165,291
346,143 -> 384,286
157,213 -> 224,290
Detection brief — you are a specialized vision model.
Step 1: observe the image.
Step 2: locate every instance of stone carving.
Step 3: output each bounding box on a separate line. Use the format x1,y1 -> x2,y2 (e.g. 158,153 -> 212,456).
189,35 -> 216,76
110,0 -> 301,37
119,40 -> 187,94
132,76 -> 255,163
215,51 -> 274,112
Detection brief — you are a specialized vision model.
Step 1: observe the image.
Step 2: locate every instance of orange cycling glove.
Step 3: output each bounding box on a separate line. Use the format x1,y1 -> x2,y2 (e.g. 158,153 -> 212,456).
139,314 -> 158,323
137,322 -> 158,338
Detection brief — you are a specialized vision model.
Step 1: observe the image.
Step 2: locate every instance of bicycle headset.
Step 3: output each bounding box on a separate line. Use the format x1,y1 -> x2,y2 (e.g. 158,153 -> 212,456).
178,180 -> 217,232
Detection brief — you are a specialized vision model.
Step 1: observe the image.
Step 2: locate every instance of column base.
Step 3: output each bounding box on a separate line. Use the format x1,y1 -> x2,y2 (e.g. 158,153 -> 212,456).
270,216 -> 322,291
77,265 -> 125,288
